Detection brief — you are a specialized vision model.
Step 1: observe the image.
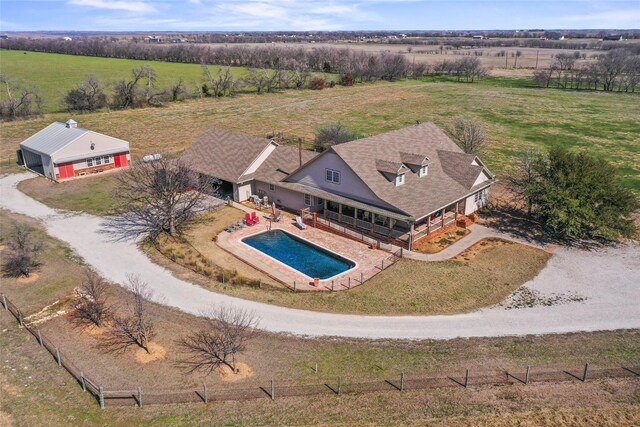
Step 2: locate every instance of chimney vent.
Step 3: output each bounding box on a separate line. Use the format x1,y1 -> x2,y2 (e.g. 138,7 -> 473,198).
65,119 -> 78,128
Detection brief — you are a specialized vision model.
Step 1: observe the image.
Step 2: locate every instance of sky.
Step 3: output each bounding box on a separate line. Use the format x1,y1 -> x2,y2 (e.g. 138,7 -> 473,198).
1,0 -> 639,32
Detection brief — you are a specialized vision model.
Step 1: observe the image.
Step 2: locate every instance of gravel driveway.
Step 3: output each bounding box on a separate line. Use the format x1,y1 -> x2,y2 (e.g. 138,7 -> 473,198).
2,173 -> 639,339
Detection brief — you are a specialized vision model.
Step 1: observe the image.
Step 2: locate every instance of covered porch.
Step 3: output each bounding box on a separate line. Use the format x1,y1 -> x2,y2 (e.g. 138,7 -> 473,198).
318,199 -> 467,250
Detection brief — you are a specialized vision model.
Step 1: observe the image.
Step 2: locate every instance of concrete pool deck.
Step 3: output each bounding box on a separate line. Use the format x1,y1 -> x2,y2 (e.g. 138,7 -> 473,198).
217,214 -> 391,291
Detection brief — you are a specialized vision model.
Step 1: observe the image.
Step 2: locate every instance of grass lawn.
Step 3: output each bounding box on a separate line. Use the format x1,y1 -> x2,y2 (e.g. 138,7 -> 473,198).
0,210 -> 85,314
1,213 -> 638,425
2,78 -> 638,195
17,173 -> 121,215
164,213 -> 551,315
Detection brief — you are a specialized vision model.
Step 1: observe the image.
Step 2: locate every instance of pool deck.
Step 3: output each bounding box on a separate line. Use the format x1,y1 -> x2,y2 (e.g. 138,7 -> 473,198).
217,214 -> 390,291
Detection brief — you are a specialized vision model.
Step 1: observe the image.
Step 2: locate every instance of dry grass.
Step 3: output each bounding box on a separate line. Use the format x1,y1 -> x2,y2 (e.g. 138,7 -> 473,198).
16,173 -> 122,215
156,211 -> 551,314
0,210 -> 85,314
412,226 -> 470,254
2,79 -> 638,195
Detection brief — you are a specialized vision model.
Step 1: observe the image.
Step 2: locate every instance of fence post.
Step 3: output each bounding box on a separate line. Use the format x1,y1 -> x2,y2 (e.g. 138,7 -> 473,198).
348,277 -> 351,289
55,347 -> 61,366
525,366 -> 530,384
222,273 -> 225,284
259,279 -> 262,289
37,329 -> 43,346
138,387 -> 142,407
400,372 -> 405,392
99,387 -> 105,409
203,383 -> 208,404
270,378 -> 275,400
583,363 -> 589,382
337,376 -> 342,395
293,281 -> 296,292
464,369 -> 469,388
81,372 -> 86,392
331,280 -> 334,292
400,247 -> 403,258
360,272 -> 363,284
381,260 -> 384,270
1,293 -> 6,310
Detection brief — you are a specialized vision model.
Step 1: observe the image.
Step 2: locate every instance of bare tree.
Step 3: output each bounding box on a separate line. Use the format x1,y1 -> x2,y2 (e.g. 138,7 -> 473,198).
106,154 -> 219,241
446,117 -> 487,155
506,148 -> 541,215
63,75 -> 107,112
166,78 -> 189,102
0,75 -> 43,120
177,305 -> 258,374
104,275 -> 155,353
71,269 -> 111,327
201,65 -> 237,97
314,122 -> 358,149
1,222 -> 44,278
112,65 -> 159,109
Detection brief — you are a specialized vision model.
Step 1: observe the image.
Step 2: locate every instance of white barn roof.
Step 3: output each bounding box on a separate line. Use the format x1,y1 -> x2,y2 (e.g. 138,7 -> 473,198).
20,122 -> 90,156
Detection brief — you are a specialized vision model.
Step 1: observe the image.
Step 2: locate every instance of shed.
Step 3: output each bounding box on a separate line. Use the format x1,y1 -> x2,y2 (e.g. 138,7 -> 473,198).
19,120 -> 131,181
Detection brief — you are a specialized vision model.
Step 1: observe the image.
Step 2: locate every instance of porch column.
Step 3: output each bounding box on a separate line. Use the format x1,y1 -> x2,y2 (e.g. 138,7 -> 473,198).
338,203 -> 342,222
323,199 -> 328,218
455,202 -> 459,222
388,218 -> 395,237
409,222 -> 415,251
441,208 -> 445,228
427,216 -> 431,235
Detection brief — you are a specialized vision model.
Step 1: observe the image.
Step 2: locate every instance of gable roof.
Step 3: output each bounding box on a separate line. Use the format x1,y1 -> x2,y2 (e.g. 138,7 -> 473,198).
20,122 -> 90,156
181,128 -> 276,183
289,122 -> 495,219
245,145 -> 319,184
375,159 -> 410,175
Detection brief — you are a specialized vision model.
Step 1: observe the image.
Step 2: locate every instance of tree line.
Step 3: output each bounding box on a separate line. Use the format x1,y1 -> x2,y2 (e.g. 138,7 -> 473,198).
532,48 -> 640,92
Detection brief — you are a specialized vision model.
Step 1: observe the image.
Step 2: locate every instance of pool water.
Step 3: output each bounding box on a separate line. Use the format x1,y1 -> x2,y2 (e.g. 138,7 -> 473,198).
242,230 -> 355,280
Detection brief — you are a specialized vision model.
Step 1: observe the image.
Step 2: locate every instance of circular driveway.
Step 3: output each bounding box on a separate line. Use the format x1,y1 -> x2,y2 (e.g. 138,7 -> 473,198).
2,173 -> 639,339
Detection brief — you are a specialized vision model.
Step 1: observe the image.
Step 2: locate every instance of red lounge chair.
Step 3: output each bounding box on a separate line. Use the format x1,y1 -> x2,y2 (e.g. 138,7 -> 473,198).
245,213 -> 255,226
251,211 -> 260,223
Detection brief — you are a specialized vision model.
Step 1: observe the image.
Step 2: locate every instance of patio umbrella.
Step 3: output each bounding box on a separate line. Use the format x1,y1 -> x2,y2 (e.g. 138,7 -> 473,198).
272,202 -> 277,217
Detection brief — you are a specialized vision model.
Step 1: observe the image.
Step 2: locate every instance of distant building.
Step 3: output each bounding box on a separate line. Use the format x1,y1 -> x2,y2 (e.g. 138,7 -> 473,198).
171,38 -> 188,43
0,35 -> 9,40
544,33 -> 565,41
19,120 -> 130,182
603,34 -> 623,41
146,36 -> 162,43
472,35 -> 484,40
63,36 -> 72,41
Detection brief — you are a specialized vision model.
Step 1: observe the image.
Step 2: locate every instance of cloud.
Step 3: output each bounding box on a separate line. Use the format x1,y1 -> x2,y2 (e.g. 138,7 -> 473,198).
560,9 -> 640,27
68,0 -> 155,13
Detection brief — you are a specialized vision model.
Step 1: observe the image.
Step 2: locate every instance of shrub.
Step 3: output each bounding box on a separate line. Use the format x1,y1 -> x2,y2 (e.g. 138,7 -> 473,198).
308,77 -> 326,90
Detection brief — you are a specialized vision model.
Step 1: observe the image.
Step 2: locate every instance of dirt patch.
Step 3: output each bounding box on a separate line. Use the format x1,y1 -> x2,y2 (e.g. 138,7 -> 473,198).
16,273 -> 39,284
412,227 -> 470,254
453,238 -> 509,261
135,342 -> 167,364
501,287 -> 587,310
83,324 -> 107,337
217,362 -> 254,382
0,411 -> 14,427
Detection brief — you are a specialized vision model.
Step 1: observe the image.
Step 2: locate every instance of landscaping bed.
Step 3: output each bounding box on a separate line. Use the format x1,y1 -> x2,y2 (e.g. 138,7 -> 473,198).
411,226 -> 471,254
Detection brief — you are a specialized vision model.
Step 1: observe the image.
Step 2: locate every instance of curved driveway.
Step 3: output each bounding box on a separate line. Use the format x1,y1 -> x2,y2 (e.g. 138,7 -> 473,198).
1,173 -> 639,339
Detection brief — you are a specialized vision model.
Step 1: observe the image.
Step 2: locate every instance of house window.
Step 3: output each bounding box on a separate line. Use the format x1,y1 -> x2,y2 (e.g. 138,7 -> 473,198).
95,156 -> 102,166
269,183 -> 276,191
325,169 -> 340,184
87,158 -> 93,167
474,189 -> 485,203
317,197 -> 324,206
103,155 -> 111,164
396,173 -> 405,186
304,194 -> 311,206
419,165 -> 428,177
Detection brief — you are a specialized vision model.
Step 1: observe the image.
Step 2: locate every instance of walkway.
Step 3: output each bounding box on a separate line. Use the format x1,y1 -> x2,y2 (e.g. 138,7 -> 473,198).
1,173 -> 639,340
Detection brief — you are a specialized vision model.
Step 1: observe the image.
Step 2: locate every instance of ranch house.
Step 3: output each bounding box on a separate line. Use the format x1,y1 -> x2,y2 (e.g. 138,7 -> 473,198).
19,120 -> 131,182
183,122 -> 495,250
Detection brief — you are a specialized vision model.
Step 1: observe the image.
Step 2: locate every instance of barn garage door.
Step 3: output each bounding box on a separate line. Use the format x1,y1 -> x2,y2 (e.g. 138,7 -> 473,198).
114,153 -> 128,168
57,162 -> 74,179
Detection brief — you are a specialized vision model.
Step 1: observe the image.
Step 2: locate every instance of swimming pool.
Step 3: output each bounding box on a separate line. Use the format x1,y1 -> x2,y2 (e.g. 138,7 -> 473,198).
242,229 -> 355,280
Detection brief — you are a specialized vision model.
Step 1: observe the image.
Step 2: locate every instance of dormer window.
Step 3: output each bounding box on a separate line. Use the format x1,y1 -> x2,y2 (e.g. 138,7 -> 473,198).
419,165 -> 428,177
396,173 -> 405,186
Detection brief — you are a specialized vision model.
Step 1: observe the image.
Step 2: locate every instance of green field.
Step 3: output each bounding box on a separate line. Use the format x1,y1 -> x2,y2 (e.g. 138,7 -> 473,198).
1,52 -> 638,192
0,50 -> 252,112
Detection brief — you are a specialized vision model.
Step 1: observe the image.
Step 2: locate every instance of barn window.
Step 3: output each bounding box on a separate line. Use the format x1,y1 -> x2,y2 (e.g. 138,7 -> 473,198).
95,156 -> 102,165
103,155 -> 111,164
87,158 -> 93,167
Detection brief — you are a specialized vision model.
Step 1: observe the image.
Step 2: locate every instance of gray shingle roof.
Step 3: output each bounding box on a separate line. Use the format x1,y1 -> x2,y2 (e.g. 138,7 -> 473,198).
249,145 -> 318,184
375,159 -> 410,175
399,151 -> 430,166
322,122 -> 495,219
20,122 -> 89,156
181,128 -> 275,183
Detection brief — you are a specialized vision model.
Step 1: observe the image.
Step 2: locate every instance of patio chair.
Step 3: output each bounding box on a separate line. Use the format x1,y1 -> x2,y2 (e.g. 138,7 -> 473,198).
245,213 -> 255,226
251,211 -> 260,223
236,220 -> 245,229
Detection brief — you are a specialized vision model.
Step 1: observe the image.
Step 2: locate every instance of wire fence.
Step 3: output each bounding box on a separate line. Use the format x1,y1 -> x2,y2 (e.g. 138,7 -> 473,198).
2,293 -> 638,409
